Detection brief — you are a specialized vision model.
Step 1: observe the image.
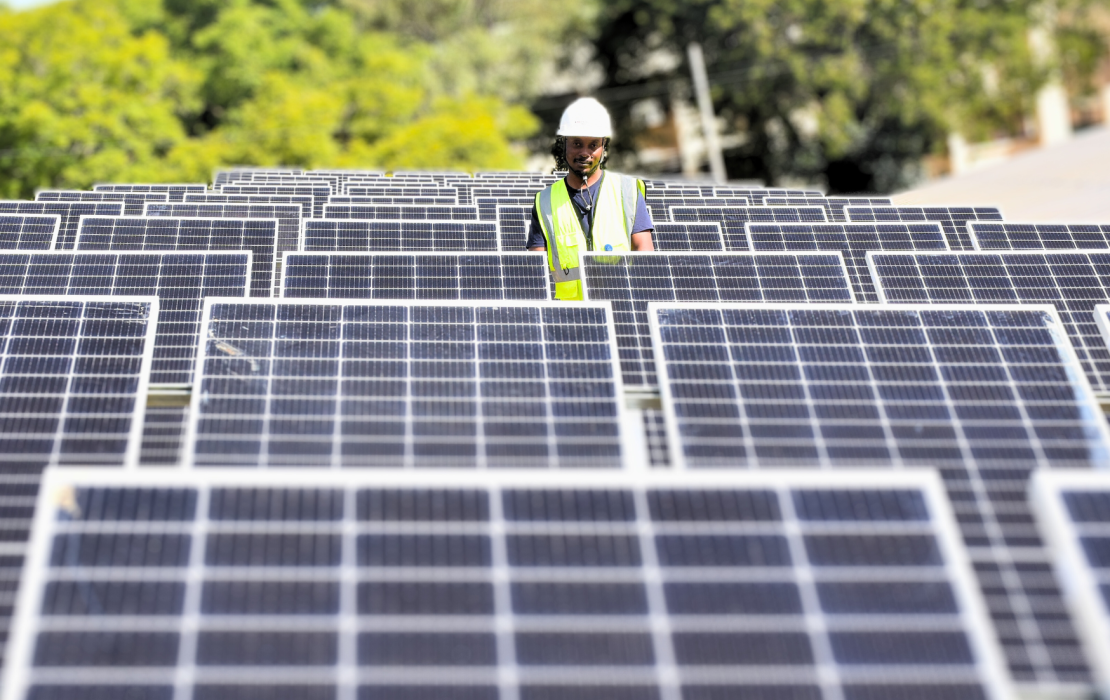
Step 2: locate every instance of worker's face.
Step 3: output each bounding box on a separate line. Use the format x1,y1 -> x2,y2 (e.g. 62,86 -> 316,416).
565,136 -> 606,179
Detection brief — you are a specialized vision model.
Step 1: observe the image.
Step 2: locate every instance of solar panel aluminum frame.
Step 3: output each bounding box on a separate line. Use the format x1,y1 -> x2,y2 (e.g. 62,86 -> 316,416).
0,215 -> 61,250
967,222 -> 1110,252
1030,470 -> 1110,699
182,297 -> 641,470
647,301 -> 1110,472
1,466 -> 1014,700
278,251 -> 551,300
0,295 -> 160,470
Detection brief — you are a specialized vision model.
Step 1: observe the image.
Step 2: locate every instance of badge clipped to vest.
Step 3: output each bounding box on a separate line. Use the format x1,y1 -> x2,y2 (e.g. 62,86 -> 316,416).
604,244 -> 613,251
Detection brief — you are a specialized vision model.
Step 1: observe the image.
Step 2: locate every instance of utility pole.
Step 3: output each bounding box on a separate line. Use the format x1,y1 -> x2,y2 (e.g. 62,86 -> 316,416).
686,42 -> 727,183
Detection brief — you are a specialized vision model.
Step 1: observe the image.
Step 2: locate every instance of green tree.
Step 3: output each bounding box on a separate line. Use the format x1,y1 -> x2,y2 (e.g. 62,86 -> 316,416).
589,0 -> 1105,192
0,1 -> 199,197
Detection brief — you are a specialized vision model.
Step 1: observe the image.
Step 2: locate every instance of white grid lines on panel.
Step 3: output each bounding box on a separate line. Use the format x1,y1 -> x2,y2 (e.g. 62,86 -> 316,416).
185,299 -> 628,470
0,202 -> 124,250
668,206 -> 829,251
496,205 -> 531,252
644,197 -> 751,223
216,186 -> 330,218
140,405 -> 189,467
969,222 -> 1110,252
2,469 -> 1013,700
762,197 -> 894,223
35,191 -> 169,217
328,196 -> 460,207
747,222 -> 950,303
301,219 -> 500,253
0,251 -> 250,386
652,223 -> 725,251
583,252 -> 856,388
846,207 -> 1004,251
648,302 -> 1110,687
0,215 -> 60,251
866,250 -> 1110,394
344,187 -> 460,202
75,216 -> 277,299
475,198 -> 533,221
280,252 -> 550,302
1031,470 -> 1110,698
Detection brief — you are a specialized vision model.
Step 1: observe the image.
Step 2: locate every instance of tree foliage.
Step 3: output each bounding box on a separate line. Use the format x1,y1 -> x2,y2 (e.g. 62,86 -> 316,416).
590,0 -> 1106,192
0,0 -> 560,196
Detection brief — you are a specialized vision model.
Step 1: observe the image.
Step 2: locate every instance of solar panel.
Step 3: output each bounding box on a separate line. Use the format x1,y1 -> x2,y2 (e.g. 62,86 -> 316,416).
186,299 -> 629,469
218,177 -> 338,194
649,301 -> 1110,686
301,219 -> 499,252
145,202 -> 301,260
582,252 -> 854,388
0,215 -> 59,250
3,468 -> 1013,700
34,191 -> 169,217
762,197 -> 894,223
747,222 -> 950,303
0,202 -> 123,250
644,197 -> 751,223
281,252 -> 549,301
867,250 -> 1110,394
970,222 -> 1110,251
846,206 -> 1004,250
653,223 -> 725,250
93,184 -> 207,202
496,205 -> 531,251
217,185 -> 330,218
140,404 -> 189,466
329,195 -> 459,206
475,197 -> 532,220
1031,470 -> 1110,696
669,206 -> 829,250
322,204 -> 478,221
0,250 -> 251,387
345,186 -> 459,201
185,192 -> 314,219
75,216 -> 277,298
0,295 -> 156,471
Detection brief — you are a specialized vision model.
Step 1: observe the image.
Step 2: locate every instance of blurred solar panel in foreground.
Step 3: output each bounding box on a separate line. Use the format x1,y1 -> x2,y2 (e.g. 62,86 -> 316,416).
2,469 -> 1012,700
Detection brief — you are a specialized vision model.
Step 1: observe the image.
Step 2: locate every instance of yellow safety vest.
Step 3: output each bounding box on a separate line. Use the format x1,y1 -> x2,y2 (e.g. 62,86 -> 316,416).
535,172 -> 646,301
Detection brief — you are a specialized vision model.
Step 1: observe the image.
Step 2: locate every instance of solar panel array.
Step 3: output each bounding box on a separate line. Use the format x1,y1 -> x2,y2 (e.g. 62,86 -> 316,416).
3,167 -> 1110,698
3,469 -> 1012,700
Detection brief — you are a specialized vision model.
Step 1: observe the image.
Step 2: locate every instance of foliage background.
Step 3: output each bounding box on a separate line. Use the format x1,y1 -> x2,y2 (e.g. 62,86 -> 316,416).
0,0 -> 1106,196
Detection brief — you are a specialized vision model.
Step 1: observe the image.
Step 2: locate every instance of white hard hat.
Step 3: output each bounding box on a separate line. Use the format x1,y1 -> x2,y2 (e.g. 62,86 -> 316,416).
557,97 -> 613,138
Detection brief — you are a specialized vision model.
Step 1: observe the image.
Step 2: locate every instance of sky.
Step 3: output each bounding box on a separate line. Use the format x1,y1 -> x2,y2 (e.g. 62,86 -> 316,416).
4,0 -> 56,7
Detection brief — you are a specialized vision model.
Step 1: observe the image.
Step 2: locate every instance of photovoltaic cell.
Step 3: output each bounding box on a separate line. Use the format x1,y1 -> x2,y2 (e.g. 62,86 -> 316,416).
0,202 -> 123,250
0,216 -> 59,251
75,216 -> 277,298
847,206 -> 1004,250
649,301 -> 1110,686
497,206 -> 530,251
867,250 -> 1110,393
475,197 -> 532,220
747,222 -> 950,303
145,202 -> 302,256
644,197 -> 750,223
93,184 -> 207,202
1031,470 -> 1110,696
669,207 -> 829,250
322,204 -> 479,221
302,219 -> 499,252
281,252 -> 549,301
345,186 -> 460,201
329,195 -> 459,207
34,191 -> 169,217
583,253 -> 854,388
186,299 -> 628,469
2,469 -> 1013,700
970,222 -> 1110,251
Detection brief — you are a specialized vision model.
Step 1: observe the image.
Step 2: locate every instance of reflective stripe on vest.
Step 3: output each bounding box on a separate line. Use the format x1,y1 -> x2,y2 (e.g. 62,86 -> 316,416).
535,173 -> 644,301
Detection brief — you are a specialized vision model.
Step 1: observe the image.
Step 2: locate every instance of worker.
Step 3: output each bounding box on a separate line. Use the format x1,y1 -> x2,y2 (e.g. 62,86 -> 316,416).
527,97 -> 654,301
